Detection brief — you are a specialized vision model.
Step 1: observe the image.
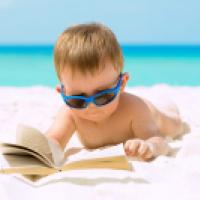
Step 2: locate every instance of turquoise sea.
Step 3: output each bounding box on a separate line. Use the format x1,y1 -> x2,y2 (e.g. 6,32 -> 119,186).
0,45 -> 200,87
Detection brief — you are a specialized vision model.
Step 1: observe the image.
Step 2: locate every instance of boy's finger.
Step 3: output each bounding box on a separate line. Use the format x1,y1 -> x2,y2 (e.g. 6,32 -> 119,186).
142,144 -> 154,159
138,143 -> 148,156
123,141 -> 131,151
124,141 -> 132,155
124,140 -> 138,150
128,141 -> 142,156
143,150 -> 154,159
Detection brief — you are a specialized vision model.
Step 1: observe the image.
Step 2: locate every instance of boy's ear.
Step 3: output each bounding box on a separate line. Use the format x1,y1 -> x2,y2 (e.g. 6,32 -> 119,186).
55,85 -> 61,93
120,72 -> 129,92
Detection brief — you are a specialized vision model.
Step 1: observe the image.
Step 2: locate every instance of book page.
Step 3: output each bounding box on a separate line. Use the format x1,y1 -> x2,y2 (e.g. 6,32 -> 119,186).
16,124 -> 65,167
65,143 -> 126,163
16,124 -> 53,162
0,153 -> 57,175
0,124 -> 54,167
61,144 -> 132,171
0,124 -> 65,167
0,143 -> 53,167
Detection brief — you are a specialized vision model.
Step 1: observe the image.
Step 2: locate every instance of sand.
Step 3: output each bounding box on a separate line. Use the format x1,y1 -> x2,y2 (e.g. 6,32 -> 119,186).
0,85 -> 200,200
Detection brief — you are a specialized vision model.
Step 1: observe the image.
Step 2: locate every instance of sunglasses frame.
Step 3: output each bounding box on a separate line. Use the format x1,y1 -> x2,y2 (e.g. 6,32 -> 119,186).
60,73 -> 123,109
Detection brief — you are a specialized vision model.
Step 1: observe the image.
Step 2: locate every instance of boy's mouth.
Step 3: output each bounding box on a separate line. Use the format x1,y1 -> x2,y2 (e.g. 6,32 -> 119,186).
87,112 -> 100,116
85,111 -> 103,118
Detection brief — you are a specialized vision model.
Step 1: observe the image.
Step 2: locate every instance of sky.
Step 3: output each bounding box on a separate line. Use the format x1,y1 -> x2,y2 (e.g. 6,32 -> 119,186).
0,0 -> 200,45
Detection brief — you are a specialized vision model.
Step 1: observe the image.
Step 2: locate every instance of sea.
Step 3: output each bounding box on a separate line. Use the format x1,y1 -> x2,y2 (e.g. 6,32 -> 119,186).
0,45 -> 200,87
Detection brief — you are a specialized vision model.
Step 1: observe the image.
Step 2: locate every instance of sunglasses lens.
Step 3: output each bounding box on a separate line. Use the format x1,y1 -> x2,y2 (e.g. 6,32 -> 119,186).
65,98 -> 87,109
94,92 -> 116,106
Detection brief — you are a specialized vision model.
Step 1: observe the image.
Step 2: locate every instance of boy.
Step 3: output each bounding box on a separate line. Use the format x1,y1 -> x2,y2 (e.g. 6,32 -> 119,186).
46,23 -> 186,161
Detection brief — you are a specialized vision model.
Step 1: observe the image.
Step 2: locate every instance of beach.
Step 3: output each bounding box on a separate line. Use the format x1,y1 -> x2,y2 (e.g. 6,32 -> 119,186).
1,0 -> 200,198
0,85 -> 200,199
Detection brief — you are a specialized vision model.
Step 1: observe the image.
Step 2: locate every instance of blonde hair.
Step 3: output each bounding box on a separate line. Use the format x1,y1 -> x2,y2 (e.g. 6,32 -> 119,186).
54,23 -> 124,79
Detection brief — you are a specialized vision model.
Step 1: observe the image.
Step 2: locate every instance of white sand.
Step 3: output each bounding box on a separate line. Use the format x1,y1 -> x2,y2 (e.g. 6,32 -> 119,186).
0,85 -> 200,200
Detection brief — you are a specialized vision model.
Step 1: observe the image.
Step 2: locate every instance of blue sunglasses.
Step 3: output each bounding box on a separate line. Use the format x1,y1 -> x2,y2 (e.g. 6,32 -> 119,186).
61,73 -> 123,109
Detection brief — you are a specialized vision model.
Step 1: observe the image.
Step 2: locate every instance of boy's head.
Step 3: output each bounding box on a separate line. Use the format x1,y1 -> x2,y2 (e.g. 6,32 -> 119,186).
54,22 -> 124,78
54,23 -> 129,122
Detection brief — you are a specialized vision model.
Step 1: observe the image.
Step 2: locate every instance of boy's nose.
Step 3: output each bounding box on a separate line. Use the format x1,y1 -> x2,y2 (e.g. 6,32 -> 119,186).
86,101 -> 97,109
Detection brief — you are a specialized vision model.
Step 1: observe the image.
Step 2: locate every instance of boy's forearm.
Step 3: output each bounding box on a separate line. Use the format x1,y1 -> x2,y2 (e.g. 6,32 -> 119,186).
146,136 -> 171,157
49,136 -> 64,151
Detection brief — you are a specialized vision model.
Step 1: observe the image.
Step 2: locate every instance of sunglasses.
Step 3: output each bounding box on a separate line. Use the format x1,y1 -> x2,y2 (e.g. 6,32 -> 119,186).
60,73 -> 123,109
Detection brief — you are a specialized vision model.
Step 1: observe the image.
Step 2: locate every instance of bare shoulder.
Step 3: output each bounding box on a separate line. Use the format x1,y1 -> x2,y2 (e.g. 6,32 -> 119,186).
46,105 -> 76,149
119,92 -> 155,115
120,92 -> 159,139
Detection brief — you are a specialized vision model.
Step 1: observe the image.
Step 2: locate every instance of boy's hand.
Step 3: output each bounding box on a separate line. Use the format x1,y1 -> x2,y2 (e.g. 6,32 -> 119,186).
47,137 -> 65,166
124,139 -> 156,161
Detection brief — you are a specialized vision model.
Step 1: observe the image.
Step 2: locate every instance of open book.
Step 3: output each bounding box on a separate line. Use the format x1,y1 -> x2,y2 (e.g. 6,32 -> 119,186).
0,124 -> 132,182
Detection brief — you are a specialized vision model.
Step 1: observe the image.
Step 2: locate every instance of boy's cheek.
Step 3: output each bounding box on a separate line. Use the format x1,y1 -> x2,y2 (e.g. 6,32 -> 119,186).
70,109 -> 85,118
99,98 -> 119,115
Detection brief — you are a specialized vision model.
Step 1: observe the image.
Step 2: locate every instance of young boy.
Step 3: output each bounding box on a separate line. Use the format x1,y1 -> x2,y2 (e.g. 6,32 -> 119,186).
46,23 -> 186,161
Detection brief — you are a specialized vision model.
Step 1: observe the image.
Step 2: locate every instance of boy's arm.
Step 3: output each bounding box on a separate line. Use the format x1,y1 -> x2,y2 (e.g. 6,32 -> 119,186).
124,101 -> 171,160
46,105 -> 76,151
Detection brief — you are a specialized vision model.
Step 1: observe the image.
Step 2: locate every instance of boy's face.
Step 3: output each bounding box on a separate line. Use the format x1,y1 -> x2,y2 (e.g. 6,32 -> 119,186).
59,62 -> 128,123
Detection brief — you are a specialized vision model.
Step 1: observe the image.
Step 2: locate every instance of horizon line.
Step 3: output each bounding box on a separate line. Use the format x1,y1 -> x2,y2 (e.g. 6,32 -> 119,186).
1,43 -> 200,47
0,43 -> 200,49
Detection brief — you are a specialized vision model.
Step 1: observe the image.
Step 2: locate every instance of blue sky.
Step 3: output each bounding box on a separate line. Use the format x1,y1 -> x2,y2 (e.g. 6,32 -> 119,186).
0,0 -> 200,45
